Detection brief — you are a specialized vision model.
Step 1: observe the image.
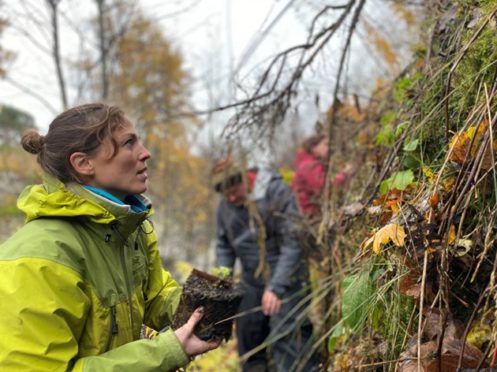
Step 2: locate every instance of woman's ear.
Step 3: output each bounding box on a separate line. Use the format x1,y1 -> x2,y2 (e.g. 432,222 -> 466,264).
69,152 -> 95,177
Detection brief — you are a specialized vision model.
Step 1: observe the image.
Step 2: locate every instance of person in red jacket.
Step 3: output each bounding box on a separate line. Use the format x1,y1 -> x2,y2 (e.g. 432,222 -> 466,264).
292,133 -> 348,219
291,132 -> 349,358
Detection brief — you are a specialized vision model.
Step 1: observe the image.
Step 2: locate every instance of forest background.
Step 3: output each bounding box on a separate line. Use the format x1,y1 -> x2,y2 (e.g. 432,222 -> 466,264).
7,1 -> 496,370
0,0 -> 419,272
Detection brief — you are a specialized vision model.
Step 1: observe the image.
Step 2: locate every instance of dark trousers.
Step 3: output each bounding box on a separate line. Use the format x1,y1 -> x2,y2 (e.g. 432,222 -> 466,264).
236,283 -> 319,372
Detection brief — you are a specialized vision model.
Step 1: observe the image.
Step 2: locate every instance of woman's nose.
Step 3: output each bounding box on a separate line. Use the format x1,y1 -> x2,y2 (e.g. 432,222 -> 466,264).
139,143 -> 151,160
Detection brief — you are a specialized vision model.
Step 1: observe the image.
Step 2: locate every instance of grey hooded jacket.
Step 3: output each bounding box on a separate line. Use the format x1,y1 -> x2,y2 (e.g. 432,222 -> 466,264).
215,167 -> 307,296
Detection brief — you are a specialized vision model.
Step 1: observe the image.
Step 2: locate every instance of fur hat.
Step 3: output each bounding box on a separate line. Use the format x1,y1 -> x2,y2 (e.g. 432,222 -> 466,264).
210,157 -> 243,192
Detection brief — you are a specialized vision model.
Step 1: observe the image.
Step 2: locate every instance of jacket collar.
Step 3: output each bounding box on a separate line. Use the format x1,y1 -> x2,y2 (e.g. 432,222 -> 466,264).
17,174 -> 152,237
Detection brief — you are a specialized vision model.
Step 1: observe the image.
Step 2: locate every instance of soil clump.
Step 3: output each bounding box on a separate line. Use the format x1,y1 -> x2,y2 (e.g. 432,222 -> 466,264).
172,269 -> 244,342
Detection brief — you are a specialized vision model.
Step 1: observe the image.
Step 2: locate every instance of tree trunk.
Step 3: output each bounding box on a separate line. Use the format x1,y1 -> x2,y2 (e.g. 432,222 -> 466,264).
46,0 -> 68,109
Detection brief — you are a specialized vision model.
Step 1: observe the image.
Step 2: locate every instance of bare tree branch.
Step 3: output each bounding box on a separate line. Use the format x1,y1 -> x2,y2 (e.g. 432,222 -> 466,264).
45,0 -> 68,108
221,1 -> 358,138
328,0 -> 366,133
96,0 -> 109,100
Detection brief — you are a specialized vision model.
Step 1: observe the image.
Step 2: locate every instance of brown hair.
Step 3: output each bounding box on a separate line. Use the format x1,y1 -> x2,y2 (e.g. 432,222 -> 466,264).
21,103 -> 129,183
301,133 -> 327,154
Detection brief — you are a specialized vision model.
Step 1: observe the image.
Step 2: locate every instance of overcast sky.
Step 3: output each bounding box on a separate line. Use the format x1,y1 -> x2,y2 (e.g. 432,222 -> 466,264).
0,0 -> 420,148
1,1 -> 313,130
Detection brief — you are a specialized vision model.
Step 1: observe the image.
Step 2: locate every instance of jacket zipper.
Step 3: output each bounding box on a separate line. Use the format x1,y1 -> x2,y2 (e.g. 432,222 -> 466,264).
105,305 -> 119,351
120,240 -> 135,332
111,223 -> 135,336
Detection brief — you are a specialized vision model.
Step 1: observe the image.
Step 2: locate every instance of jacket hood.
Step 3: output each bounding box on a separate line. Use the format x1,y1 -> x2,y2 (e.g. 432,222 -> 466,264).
17,175 -> 152,226
249,167 -> 282,201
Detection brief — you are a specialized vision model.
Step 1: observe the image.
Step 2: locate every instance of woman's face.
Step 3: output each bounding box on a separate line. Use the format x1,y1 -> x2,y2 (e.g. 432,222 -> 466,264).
85,122 -> 151,200
312,137 -> 329,160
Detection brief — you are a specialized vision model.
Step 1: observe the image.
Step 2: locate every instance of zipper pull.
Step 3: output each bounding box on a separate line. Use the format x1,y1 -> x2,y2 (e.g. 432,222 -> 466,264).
110,306 -> 119,334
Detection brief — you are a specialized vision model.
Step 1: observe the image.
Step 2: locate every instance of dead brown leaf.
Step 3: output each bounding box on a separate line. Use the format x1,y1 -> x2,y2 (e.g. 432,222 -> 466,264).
361,223 -> 406,255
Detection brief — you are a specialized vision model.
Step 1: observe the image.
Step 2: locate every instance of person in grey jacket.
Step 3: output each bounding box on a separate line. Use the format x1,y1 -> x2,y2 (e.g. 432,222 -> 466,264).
211,157 -> 319,372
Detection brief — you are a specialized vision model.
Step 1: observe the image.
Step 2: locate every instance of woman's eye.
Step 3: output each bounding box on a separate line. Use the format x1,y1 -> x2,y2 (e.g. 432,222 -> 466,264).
124,138 -> 135,146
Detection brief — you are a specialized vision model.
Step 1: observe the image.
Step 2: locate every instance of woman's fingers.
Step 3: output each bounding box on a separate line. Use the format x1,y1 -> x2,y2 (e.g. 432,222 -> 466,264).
185,307 -> 204,329
174,307 -> 221,357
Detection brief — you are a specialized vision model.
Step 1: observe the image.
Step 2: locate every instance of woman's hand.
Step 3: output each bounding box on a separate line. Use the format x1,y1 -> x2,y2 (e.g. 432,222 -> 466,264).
261,290 -> 281,316
174,307 -> 220,357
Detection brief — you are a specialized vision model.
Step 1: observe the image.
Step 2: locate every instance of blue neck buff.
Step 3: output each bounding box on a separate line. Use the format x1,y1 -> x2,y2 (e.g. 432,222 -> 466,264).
83,185 -> 148,213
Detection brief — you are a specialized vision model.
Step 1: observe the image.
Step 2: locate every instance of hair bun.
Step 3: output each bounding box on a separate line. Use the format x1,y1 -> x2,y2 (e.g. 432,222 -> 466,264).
21,129 -> 45,154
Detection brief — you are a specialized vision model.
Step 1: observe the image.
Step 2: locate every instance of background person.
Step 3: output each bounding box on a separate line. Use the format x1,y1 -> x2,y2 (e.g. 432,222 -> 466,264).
211,157 -> 319,372
0,103 -> 218,371
291,131 -> 350,356
292,132 -> 348,220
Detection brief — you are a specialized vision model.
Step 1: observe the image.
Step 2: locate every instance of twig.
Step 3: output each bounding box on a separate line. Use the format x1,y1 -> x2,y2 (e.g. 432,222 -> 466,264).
221,1 -> 358,138
418,250 -> 429,371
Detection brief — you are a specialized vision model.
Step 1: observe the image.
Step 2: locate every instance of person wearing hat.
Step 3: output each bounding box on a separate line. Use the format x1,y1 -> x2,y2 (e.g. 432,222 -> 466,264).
211,157 -> 319,372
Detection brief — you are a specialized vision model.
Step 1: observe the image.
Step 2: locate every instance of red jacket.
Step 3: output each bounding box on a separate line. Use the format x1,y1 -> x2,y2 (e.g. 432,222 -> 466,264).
291,150 -> 348,217
292,150 -> 326,217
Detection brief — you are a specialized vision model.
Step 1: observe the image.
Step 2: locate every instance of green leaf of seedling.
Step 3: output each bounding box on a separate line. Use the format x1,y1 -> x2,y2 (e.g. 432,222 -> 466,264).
211,266 -> 232,280
379,170 -> 415,195
403,139 -> 419,152
379,179 -> 390,195
403,154 -> 420,169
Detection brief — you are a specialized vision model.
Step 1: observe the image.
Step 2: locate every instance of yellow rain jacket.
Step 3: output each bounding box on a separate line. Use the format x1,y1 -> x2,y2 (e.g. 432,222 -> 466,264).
0,177 -> 189,371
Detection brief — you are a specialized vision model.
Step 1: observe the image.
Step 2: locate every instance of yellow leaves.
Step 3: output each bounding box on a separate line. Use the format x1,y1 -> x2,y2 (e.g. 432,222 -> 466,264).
187,339 -> 239,371
442,176 -> 456,192
446,224 -> 473,257
391,3 -> 417,26
448,224 -> 456,245
362,20 -> 398,75
0,149 -> 38,178
422,165 -> 435,184
467,318 -> 492,349
370,188 -> 413,224
361,223 -> 406,255
448,120 -> 497,170
173,261 -> 194,283
336,102 -> 367,123
448,128 -> 474,164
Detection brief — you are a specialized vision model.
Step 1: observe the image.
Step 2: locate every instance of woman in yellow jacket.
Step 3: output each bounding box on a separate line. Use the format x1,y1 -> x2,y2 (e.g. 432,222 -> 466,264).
0,103 -> 218,371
